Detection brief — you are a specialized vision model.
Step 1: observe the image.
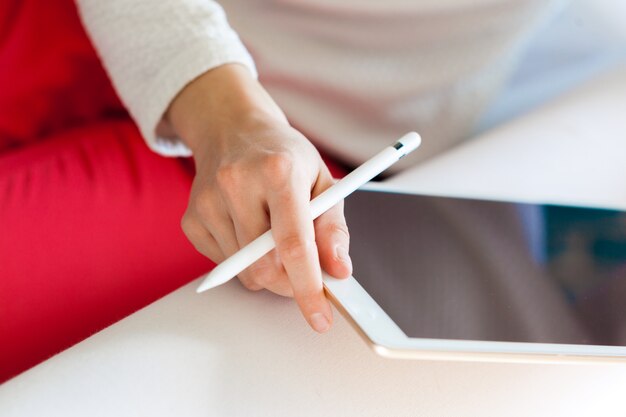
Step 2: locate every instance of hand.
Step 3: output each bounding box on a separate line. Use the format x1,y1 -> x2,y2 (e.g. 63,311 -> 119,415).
166,64 -> 352,333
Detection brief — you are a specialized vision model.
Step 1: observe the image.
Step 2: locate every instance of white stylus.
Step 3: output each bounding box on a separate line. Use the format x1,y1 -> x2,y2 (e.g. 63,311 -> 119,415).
196,132 -> 421,293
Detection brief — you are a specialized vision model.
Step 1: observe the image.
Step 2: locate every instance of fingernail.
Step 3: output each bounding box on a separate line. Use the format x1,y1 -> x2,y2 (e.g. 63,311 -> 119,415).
310,313 -> 330,333
336,245 -> 352,268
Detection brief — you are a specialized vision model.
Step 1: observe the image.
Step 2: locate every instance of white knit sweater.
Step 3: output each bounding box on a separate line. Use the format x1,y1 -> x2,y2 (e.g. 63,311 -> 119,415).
76,0 -> 562,168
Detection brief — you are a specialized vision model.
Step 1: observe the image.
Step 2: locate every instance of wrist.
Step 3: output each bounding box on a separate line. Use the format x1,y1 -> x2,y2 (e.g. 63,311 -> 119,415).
166,63 -> 287,155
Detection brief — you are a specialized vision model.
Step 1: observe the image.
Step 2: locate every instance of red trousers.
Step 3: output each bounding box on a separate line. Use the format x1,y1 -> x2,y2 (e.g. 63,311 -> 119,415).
0,0 -> 218,382
0,120 -> 215,383
0,0 -> 345,383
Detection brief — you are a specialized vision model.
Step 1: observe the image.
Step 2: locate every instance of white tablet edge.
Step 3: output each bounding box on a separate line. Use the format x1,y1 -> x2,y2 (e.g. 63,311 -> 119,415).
323,274 -> 626,364
325,183 -> 626,364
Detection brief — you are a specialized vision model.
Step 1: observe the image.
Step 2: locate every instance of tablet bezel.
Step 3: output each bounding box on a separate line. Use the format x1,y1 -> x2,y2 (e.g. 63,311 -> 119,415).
323,185 -> 626,364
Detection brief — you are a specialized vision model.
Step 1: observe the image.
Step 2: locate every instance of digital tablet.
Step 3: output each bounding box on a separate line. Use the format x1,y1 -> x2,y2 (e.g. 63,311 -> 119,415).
323,188 -> 626,363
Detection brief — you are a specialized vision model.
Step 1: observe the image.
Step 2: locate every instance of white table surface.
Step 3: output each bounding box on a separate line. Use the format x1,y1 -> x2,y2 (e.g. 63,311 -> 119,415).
2,69 -> 626,417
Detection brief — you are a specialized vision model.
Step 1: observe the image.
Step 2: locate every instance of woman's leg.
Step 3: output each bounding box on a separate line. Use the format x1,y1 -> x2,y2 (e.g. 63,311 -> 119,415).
0,120 -> 214,382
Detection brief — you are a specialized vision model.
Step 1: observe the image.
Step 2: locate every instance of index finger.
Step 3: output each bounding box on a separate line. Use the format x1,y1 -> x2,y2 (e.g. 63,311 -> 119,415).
267,177 -> 333,333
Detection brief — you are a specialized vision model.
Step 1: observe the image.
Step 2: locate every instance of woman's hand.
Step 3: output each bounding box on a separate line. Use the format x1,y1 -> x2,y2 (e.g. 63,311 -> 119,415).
166,64 -> 352,333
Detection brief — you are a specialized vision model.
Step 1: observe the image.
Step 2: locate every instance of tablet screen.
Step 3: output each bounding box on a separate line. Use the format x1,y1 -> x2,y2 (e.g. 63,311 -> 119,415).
344,190 -> 626,346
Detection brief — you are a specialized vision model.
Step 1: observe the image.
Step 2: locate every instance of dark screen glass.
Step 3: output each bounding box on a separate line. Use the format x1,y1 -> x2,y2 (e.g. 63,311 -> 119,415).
344,190 -> 626,346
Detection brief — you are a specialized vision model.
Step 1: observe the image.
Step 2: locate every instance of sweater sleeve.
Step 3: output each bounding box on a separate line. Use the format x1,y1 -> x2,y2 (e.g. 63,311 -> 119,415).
75,0 -> 257,157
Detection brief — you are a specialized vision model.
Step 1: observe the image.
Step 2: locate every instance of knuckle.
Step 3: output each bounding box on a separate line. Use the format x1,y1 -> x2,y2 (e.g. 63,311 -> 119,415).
262,152 -> 294,188
215,164 -> 239,189
248,258 -> 271,276
248,259 -> 281,286
193,190 -> 219,218
180,215 -> 213,255
256,274 -> 282,289
279,235 -> 314,261
295,288 -> 322,308
180,214 -> 195,238
180,213 -> 207,246
323,222 -> 350,241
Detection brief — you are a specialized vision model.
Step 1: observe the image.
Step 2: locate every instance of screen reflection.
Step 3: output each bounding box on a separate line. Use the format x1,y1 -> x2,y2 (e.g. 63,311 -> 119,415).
344,191 -> 626,346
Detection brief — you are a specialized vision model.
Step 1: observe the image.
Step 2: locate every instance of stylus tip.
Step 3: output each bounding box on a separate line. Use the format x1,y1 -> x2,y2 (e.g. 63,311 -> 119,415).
196,279 -> 215,293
